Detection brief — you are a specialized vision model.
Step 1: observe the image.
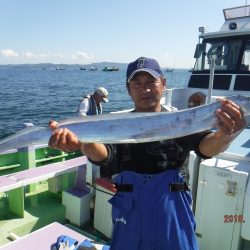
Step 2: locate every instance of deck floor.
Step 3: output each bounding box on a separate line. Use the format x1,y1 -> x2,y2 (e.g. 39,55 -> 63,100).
0,182 -> 108,247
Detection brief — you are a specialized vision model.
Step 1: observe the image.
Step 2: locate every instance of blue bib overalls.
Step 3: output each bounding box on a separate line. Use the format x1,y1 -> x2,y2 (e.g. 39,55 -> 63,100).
108,170 -> 198,250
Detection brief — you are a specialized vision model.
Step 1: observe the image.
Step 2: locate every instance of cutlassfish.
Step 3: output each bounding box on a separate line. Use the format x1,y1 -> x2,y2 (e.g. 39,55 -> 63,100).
0,95 -> 250,153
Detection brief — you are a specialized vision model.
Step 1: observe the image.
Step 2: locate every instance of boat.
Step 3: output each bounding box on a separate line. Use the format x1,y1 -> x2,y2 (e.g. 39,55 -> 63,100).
79,66 -> 86,70
1,4 -> 250,250
165,68 -> 174,73
56,67 -> 65,70
164,4 -> 250,250
90,66 -> 98,71
102,66 -> 119,72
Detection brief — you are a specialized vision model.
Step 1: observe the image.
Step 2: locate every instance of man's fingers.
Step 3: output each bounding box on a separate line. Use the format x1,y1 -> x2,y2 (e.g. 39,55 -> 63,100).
48,129 -> 63,148
216,99 -> 246,137
57,129 -> 68,146
49,120 -> 58,129
48,128 -> 81,152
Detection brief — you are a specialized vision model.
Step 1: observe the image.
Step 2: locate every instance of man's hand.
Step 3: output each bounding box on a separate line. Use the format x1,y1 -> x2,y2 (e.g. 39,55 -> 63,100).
48,120 -> 82,152
214,98 -> 246,139
199,98 -> 246,157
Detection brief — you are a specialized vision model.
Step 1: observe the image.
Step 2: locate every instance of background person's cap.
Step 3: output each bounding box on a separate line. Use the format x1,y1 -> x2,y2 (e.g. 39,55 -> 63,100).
95,87 -> 109,103
126,57 -> 163,82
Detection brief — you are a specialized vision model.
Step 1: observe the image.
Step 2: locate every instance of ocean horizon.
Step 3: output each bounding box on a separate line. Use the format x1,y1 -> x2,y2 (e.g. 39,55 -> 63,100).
0,62 -> 190,69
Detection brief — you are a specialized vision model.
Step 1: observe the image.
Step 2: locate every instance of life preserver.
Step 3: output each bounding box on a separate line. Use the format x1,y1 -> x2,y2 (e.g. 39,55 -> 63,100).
188,92 -> 206,108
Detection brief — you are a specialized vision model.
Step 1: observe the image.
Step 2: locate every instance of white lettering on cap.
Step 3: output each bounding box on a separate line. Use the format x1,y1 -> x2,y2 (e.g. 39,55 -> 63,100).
137,58 -> 146,68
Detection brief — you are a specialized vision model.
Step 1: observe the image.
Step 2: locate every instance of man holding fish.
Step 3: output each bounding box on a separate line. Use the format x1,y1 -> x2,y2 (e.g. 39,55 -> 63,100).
49,57 -> 246,250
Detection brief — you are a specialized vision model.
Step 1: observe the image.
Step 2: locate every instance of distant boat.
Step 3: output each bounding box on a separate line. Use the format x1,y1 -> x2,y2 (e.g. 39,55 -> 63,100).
79,66 -> 86,70
165,68 -> 174,72
102,66 -> 119,72
90,66 -> 98,71
56,67 -> 65,70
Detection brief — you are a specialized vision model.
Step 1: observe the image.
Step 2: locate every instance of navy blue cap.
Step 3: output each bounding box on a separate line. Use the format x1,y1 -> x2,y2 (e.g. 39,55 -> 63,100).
126,57 -> 163,82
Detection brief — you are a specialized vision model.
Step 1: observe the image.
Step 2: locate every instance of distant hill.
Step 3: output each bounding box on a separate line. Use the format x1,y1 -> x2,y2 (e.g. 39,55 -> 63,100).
0,62 -> 128,71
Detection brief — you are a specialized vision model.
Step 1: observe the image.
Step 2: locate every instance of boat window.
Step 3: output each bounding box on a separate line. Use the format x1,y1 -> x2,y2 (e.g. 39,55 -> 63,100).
240,40 -> 250,71
224,5 -> 250,20
193,40 -> 242,71
234,75 -> 250,90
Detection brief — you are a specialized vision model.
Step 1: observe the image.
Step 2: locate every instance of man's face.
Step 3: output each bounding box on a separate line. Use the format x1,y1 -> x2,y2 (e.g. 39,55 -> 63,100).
127,71 -> 166,112
96,94 -> 106,104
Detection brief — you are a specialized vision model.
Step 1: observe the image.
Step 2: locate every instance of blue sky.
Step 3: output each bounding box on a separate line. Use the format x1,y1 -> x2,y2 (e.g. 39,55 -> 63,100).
0,0 -> 247,68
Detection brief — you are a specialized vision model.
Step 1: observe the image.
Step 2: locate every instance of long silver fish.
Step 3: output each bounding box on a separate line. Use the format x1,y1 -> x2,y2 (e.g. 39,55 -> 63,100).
0,95 -> 250,153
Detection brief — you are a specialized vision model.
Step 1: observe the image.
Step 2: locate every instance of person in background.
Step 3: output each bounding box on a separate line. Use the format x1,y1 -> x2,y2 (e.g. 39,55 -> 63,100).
49,57 -> 246,250
78,87 -> 109,116
77,87 -> 109,202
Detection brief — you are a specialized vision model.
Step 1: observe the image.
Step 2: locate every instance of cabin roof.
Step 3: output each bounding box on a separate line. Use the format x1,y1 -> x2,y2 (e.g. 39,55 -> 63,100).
199,5 -> 250,40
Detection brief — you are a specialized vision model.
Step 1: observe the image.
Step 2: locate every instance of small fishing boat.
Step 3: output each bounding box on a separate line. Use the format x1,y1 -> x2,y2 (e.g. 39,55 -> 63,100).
165,68 -> 173,73
102,66 -> 119,72
56,67 -> 65,70
90,66 -> 98,71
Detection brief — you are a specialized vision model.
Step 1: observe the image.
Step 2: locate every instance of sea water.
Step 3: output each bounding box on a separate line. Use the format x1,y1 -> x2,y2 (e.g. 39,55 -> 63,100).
0,65 -> 190,139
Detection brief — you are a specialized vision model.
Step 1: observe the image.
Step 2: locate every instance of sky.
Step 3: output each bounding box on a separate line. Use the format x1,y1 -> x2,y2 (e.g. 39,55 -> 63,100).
0,0 -> 248,68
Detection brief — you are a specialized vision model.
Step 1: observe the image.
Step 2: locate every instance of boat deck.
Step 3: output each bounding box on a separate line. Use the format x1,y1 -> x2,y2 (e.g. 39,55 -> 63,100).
220,127 -> 250,162
0,181 -> 108,247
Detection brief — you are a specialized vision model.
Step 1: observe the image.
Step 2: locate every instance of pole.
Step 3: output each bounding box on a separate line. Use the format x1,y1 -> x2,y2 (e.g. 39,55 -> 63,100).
207,57 -> 215,104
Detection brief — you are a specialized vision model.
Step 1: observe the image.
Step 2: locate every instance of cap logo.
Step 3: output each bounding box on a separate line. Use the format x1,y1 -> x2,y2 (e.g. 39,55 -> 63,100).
137,58 -> 146,68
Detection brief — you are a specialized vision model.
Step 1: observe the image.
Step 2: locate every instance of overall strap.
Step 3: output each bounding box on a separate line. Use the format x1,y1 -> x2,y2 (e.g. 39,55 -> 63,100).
83,95 -> 97,115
